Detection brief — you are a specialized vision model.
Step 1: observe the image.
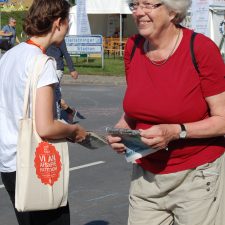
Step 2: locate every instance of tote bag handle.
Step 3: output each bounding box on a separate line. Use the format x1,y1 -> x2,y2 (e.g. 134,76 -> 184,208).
22,54 -> 54,138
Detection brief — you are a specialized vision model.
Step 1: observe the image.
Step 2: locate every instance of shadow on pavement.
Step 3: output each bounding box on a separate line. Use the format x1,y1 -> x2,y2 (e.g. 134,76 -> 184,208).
84,220 -> 109,225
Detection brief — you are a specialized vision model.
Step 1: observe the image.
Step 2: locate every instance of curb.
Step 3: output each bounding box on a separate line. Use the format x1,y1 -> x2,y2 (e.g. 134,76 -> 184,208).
61,74 -> 126,86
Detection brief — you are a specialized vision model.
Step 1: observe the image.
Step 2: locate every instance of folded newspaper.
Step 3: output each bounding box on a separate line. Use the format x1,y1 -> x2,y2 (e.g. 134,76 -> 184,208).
78,131 -> 108,150
106,127 -> 158,163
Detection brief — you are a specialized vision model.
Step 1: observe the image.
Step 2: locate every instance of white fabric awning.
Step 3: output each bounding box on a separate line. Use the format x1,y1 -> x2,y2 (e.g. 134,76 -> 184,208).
70,0 -> 131,14
68,1 -> 136,37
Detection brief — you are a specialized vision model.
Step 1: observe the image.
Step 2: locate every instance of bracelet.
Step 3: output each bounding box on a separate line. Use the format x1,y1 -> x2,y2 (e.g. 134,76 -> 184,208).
65,107 -> 73,114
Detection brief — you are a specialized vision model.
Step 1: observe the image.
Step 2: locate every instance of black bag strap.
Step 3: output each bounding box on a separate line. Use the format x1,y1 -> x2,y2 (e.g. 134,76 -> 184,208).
130,34 -> 143,61
190,32 -> 200,74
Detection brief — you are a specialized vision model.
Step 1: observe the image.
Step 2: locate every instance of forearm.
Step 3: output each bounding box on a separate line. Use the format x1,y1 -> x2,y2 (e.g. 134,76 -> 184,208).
184,116 -> 225,139
140,116 -> 225,150
36,119 -> 77,139
0,31 -> 11,36
64,52 -> 74,71
61,41 -> 75,72
36,85 -> 79,139
184,93 -> 225,139
16,36 -> 20,43
151,116 -> 225,144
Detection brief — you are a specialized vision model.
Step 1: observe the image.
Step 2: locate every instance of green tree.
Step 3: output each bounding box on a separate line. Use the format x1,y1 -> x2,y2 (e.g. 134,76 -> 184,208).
68,0 -> 75,5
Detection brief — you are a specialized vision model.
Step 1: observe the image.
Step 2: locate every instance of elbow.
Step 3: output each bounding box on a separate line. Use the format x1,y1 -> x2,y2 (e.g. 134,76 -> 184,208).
36,128 -> 52,139
36,123 -> 54,139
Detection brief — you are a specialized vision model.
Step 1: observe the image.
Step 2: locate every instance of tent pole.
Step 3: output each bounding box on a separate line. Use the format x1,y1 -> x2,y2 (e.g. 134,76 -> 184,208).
120,14 -> 122,57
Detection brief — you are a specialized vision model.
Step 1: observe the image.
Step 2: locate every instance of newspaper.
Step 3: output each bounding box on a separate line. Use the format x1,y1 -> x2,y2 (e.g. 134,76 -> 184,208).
106,127 -> 158,163
67,131 -> 108,150
78,131 -> 108,150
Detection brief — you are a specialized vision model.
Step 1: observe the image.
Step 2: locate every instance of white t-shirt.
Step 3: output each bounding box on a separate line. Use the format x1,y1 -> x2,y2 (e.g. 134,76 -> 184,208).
0,43 -> 58,172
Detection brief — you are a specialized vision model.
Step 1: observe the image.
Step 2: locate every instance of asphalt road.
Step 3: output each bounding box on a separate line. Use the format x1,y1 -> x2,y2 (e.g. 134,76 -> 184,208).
0,84 -> 133,225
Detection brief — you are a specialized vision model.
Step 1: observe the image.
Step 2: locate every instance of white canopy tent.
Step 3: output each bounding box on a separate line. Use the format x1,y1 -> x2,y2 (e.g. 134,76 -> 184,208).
87,0 -> 130,14
68,0 -> 137,38
208,5 -> 225,54
190,0 -> 225,56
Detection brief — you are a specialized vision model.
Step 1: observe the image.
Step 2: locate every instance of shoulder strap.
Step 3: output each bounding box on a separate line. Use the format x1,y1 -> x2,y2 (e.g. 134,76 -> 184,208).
190,32 -> 200,74
130,34 -> 143,62
130,32 -> 200,74
23,55 -> 51,119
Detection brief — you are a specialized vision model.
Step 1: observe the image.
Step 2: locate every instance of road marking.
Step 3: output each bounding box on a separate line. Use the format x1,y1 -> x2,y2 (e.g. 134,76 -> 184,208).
86,193 -> 118,202
0,161 -> 105,189
69,161 -> 105,171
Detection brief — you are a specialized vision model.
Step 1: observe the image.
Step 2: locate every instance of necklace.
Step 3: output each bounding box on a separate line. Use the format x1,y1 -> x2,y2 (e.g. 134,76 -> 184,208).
144,29 -> 181,66
26,39 -> 46,54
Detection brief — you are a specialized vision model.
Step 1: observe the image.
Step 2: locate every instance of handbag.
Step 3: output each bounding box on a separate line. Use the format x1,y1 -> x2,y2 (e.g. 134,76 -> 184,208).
15,54 -> 69,212
0,38 -> 11,51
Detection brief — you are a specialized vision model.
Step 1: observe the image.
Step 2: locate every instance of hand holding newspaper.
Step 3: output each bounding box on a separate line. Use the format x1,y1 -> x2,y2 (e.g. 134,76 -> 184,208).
77,131 -> 108,150
66,130 -> 108,150
106,127 -> 159,163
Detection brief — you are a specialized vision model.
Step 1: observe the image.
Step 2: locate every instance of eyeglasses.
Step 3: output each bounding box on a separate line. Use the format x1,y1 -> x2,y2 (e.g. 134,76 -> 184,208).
128,2 -> 163,12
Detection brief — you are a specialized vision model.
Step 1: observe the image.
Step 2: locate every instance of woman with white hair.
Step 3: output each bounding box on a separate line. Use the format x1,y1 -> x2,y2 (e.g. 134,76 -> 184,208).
108,0 -> 225,224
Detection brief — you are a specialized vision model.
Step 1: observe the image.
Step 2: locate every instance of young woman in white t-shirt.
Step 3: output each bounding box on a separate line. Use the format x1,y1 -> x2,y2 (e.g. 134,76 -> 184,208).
0,0 -> 87,224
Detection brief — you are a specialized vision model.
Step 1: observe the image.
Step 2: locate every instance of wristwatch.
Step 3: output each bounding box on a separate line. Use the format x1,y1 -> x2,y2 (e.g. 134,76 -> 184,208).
179,124 -> 187,139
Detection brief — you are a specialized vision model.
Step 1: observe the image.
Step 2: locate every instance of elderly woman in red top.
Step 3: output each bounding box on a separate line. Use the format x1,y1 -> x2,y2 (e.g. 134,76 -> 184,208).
108,0 -> 225,224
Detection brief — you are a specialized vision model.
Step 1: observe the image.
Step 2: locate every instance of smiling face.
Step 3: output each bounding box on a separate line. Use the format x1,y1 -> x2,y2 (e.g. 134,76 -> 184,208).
131,1 -> 176,39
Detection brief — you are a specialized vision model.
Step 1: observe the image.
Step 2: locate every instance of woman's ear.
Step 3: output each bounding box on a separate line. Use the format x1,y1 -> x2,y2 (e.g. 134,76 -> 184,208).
169,11 -> 177,22
54,18 -> 62,31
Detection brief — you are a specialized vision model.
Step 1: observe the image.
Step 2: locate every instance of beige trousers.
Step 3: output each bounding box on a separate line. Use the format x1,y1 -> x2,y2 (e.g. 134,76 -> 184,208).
128,154 -> 225,225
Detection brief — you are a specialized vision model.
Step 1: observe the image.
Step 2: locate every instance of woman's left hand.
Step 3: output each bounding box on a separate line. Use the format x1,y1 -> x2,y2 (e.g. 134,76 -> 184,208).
70,71 -> 79,79
139,124 -> 180,150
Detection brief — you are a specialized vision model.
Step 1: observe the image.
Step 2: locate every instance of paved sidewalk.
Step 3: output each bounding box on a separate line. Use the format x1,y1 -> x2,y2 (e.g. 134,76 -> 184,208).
61,74 -> 126,85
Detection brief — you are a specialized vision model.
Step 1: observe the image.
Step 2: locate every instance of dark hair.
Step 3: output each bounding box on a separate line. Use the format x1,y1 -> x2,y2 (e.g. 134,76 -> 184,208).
23,0 -> 70,36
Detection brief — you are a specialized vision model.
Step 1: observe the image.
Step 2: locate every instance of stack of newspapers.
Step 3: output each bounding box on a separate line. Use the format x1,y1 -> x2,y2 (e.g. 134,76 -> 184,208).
106,127 -> 158,163
75,127 -> 159,163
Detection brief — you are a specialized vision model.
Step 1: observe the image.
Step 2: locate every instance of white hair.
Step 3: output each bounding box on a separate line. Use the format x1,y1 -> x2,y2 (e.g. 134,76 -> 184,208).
127,0 -> 192,24
161,0 -> 192,24
9,17 -> 16,22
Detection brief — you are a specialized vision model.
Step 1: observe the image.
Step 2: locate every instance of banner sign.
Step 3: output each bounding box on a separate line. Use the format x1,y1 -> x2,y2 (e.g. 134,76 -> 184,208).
65,35 -> 104,68
76,0 -> 91,35
191,0 -> 210,35
65,35 -> 102,54
209,0 -> 225,6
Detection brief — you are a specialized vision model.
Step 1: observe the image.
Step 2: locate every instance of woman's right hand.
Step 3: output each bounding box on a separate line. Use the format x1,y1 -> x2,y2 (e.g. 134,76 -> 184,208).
107,135 -> 126,154
107,113 -> 135,154
68,124 -> 87,143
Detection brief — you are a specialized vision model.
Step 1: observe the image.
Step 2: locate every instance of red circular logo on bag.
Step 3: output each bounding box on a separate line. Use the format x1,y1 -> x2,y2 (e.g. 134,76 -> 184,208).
34,142 -> 61,186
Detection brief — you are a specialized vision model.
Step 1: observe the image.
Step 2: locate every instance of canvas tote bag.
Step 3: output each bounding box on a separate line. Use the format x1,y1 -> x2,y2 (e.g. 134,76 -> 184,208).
15,54 -> 69,212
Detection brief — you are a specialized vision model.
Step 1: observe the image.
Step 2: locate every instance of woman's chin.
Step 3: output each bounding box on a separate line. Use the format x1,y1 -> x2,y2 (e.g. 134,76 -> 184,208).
138,28 -> 152,38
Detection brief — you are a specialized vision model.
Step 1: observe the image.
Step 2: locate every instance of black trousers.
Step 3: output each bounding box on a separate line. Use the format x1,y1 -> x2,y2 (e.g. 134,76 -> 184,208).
1,172 -> 70,225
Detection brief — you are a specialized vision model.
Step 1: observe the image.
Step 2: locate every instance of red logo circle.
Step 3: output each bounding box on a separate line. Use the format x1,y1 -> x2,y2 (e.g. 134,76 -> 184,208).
34,142 -> 62,186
